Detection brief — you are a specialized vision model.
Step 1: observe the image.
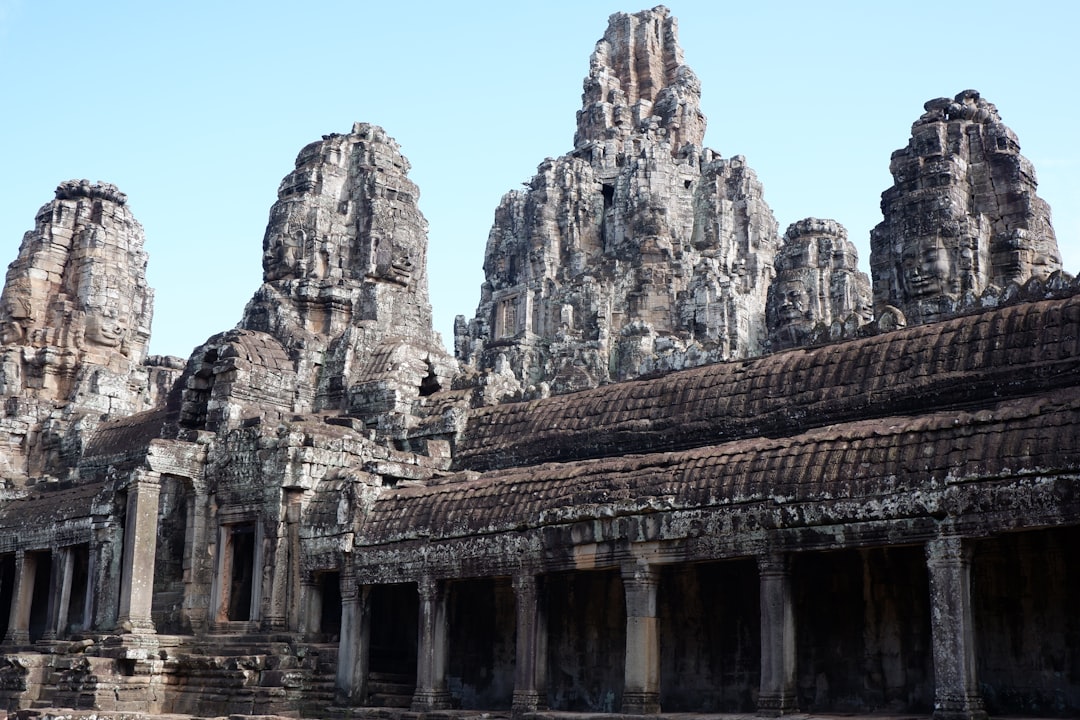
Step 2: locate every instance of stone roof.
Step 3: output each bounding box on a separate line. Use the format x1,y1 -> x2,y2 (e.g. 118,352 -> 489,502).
455,291 -> 1080,471
0,481 -> 102,537
362,385 -> 1080,547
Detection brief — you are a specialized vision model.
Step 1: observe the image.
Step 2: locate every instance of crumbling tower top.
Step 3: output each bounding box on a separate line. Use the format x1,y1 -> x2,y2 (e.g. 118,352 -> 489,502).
574,5 -> 705,153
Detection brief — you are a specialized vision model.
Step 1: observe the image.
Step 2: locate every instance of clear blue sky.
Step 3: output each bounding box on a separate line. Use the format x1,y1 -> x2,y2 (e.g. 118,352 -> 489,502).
1,1 -> 1076,359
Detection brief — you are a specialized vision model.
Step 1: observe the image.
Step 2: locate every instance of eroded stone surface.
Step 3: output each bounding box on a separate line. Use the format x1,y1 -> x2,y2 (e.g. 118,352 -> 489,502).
766,218 -> 872,351
0,181 -> 180,483
0,9 -> 1077,720
455,6 -> 777,399
233,123 -> 456,435
870,89 -> 1062,325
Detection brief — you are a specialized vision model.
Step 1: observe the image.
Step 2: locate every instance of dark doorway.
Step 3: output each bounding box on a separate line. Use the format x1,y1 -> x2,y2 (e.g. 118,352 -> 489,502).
227,525 -> 256,621
659,559 -> 760,712
28,552 -> 52,643
793,546 -> 932,714
369,583 -> 418,677
0,554 -> 15,639
545,569 -> 625,712
319,571 -> 342,639
447,577 -> 514,709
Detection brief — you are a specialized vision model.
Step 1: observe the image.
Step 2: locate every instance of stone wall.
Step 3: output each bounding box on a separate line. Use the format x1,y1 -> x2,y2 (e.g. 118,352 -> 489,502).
0,7 -> 1076,720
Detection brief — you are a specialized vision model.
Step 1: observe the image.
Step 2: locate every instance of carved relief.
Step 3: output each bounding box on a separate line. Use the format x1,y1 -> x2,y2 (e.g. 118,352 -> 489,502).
766,218 -> 872,351
870,90 -> 1062,325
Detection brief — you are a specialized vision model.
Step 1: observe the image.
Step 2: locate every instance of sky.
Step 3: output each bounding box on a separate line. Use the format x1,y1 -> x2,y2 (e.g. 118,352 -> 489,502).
1,1 -> 1077,359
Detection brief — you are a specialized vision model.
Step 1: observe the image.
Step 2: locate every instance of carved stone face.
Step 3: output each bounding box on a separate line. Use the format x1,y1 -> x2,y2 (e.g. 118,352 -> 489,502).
901,236 -> 952,299
776,279 -> 810,322
84,306 -> 127,348
0,321 -> 24,346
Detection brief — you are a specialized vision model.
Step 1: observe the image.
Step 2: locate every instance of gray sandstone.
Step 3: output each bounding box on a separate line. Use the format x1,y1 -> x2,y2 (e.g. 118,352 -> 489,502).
870,89 -> 1061,325
456,7 -> 778,400
0,8 -> 1075,720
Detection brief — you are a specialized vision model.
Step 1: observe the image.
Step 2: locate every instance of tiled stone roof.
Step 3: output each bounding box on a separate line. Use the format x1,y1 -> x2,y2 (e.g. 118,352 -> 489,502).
455,293 -> 1080,471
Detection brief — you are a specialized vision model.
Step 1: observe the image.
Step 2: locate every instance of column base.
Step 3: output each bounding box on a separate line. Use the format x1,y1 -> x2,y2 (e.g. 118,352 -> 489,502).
621,690 -> 660,714
411,689 -> 453,712
2,630 -> 29,646
512,690 -> 546,718
757,692 -> 798,716
117,616 -> 157,635
933,694 -> 988,720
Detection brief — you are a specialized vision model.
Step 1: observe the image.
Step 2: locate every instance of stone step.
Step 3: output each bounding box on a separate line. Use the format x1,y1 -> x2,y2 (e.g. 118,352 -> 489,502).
366,671 -> 415,708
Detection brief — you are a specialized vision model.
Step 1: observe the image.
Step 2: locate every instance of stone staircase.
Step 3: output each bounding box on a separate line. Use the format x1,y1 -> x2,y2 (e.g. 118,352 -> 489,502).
366,671 -> 416,708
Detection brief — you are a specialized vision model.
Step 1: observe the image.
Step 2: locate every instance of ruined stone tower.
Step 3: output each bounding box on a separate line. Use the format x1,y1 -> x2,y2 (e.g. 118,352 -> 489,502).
765,218 -> 872,351
181,124 -> 457,437
0,181 -> 173,482
870,89 -> 1061,325
455,6 -> 778,399
0,9 -> 1078,720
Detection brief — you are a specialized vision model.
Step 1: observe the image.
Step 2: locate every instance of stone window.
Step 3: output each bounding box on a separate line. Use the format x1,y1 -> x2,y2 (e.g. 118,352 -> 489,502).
495,296 -> 522,338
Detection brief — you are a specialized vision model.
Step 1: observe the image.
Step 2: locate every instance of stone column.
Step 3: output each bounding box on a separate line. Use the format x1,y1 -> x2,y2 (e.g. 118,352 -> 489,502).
116,471 -> 161,633
758,553 -> 797,716
3,551 -> 35,645
262,540 -> 288,630
512,573 -> 547,717
285,493 -> 302,631
43,547 -> 74,641
88,516 -> 123,631
335,565 -> 371,704
411,576 -> 452,711
299,579 -> 320,637
926,536 -> 988,720
620,561 -> 661,714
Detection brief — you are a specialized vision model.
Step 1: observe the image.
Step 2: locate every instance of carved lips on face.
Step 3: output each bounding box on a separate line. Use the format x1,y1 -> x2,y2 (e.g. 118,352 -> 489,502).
902,239 -> 951,299
85,307 -> 128,348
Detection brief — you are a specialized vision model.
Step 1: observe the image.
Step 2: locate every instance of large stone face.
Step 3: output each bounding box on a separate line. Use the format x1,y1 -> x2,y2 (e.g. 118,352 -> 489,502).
455,6 -> 777,399
766,218 -> 872,351
870,89 -> 1061,325
0,181 -> 173,483
236,123 -> 456,432
0,181 -> 152,395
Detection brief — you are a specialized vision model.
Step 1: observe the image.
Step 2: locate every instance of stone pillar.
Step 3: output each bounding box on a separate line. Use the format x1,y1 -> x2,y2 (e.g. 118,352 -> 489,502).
411,576 -> 452,711
264,491 -> 301,631
926,536 -> 988,720
3,551 -> 35,645
758,553 -> 797,716
89,515 -> 124,631
117,471 -> 161,633
43,547 -> 74,641
335,565 -> 371,704
512,573 -> 547,717
299,579 -> 320,637
621,561 -> 661,714
285,493 -> 302,631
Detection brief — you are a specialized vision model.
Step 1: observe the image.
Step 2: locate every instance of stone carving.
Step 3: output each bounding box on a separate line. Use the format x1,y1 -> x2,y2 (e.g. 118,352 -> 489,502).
236,124 -> 456,434
455,6 -> 777,399
870,89 -> 1062,325
766,218 -> 872,351
0,181 -> 177,484
0,10 -> 1078,720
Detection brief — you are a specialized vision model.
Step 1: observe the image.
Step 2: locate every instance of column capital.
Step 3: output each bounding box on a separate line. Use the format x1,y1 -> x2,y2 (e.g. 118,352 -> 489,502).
757,552 -> 790,577
417,575 -> 442,600
926,535 -> 973,566
513,572 -> 538,595
621,559 -> 659,589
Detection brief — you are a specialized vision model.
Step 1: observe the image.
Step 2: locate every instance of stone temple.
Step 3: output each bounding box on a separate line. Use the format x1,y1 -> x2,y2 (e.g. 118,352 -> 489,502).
0,7 -> 1077,720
